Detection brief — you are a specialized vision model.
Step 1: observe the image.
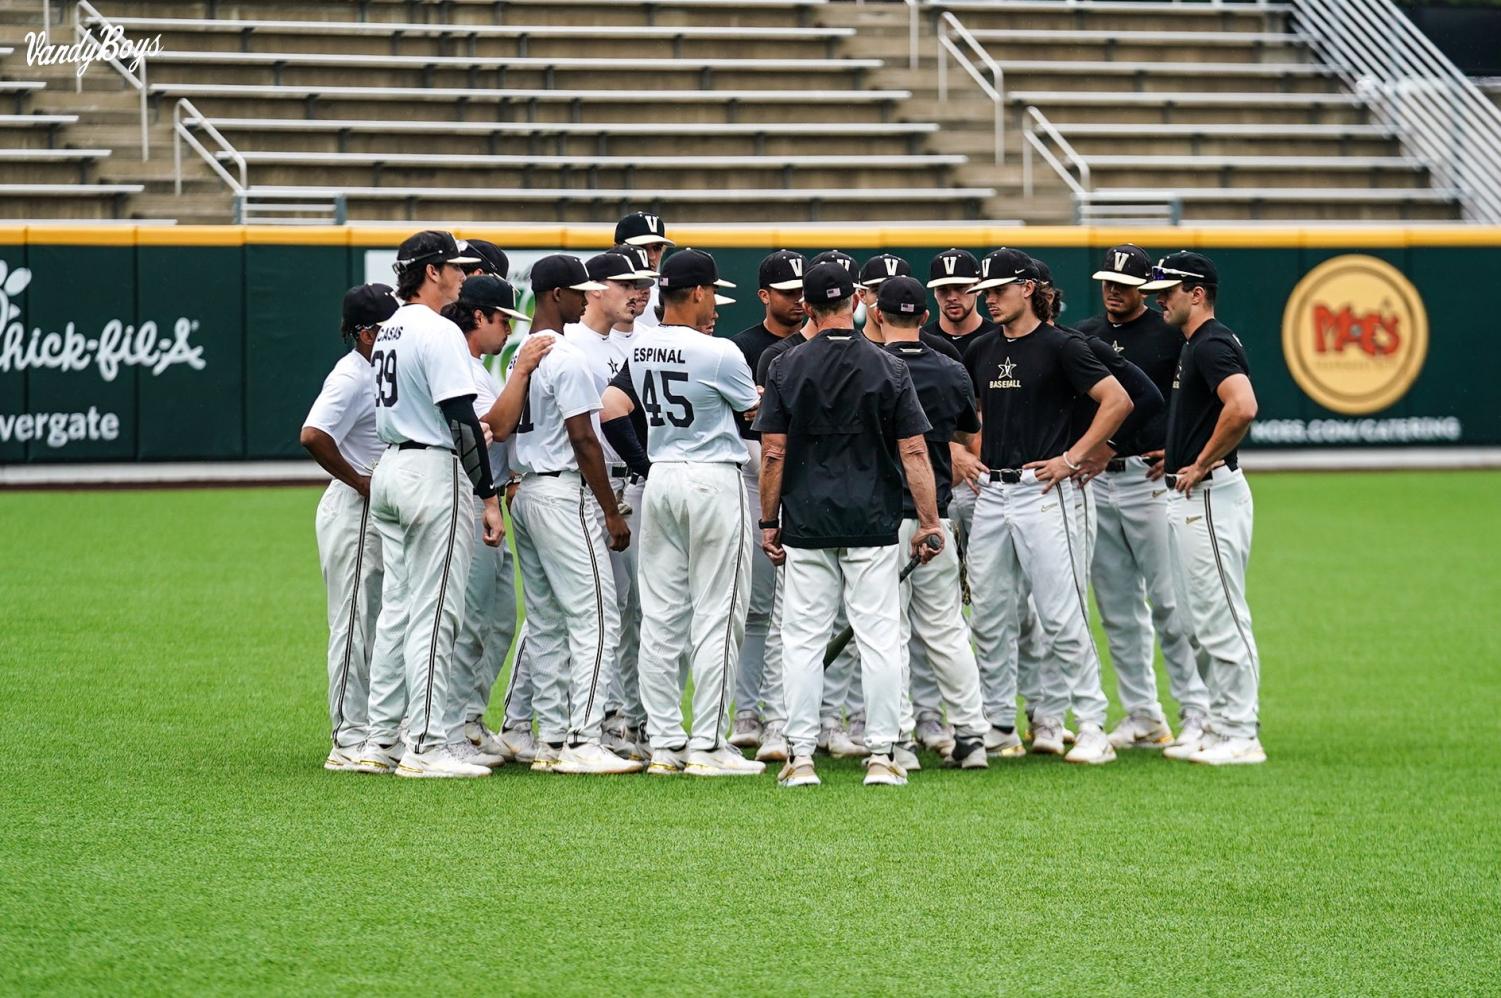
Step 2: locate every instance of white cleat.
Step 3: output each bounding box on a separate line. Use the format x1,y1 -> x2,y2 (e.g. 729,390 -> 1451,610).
395,745 -> 491,778
983,726 -> 1025,759
862,753 -> 908,787
893,742 -> 922,772
646,746 -> 688,776
777,754 -> 820,788
1031,717 -> 1066,756
1065,722 -> 1117,765
554,741 -> 645,775
729,713 -> 764,749
827,724 -> 865,759
353,740 -> 402,775
755,722 -> 789,762
1108,714 -> 1175,750
601,720 -> 638,760
915,717 -> 957,755
324,744 -> 361,772
449,739 -> 506,769
500,725 -> 537,765
846,714 -> 869,754
946,736 -> 990,769
464,720 -> 510,758
685,745 -> 767,777
1191,735 -> 1266,766
1164,719 -> 1211,761
530,742 -> 562,773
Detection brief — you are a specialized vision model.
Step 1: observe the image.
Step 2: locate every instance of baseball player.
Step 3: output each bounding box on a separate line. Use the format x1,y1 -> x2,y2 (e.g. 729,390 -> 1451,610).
460,238 -> 509,281
1142,252 -> 1265,765
963,247 -> 1131,766
923,248 -> 998,361
1074,245 -> 1212,749
614,211 -> 673,329
355,230 -> 499,779
755,261 -> 943,788
301,283 -> 398,771
598,248 -> 764,776
727,249 -> 806,760
497,254 -> 639,776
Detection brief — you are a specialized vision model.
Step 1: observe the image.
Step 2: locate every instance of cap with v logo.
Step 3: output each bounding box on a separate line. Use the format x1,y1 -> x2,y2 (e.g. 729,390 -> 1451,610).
614,211 -> 675,247
758,249 -> 806,290
972,248 -> 1038,290
1092,244 -> 1152,286
860,252 -> 912,287
927,248 -> 981,288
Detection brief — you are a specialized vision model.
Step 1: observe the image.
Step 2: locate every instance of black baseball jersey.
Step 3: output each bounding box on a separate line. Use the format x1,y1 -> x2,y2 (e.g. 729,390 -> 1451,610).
1064,329 -> 1164,453
732,321 -> 793,439
1166,318 -> 1252,471
754,329 -> 931,548
883,339 -> 980,519
1075,307 -> 1182,450
921,316 -> 1000,361
963,323 -> 1111,470
756,327 -> 962,386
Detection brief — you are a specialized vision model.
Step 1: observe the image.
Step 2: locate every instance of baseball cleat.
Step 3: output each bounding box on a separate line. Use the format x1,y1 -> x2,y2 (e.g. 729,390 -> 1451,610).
827,724 -> 865,759
862,754 -> 908,787
324,745 -> 361,772
353,740 -> 402,775
777,755 -> 820,788
530,742 -> 563,773
729,713 -> 764,749
1031,718 -> 1066,756
1190,735 -> 1266,766
554,741 -> 645,775
449,739 -> 506,769
915,718 -> 957,755
464,721 -> 512,759
500,725 -> 537,765
846,714 -> 869,754
1062,726 -> 1077,746
395,746 -> 491,778
646,746 -> 688,776
601,722 -> 638,761
945,737 -> 990,769
686,745 -> 767,777
983,726 -> 1025,758
1065,723 -> 1117,765
1108,714 -> 1174,749
893,742 -> 922,772
755,722 -> 789,762
1163,719 -> 1211,761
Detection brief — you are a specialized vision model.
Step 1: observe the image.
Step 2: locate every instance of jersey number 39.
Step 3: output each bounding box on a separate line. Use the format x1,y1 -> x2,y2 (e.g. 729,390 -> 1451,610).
640,370 -> 694,428
371,350 -> 399,407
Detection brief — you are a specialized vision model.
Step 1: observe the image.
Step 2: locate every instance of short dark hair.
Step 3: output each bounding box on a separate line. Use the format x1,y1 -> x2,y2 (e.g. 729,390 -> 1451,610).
807,294 -> 853,321
1187,282 -> 1218,306
879,308 -> 923,329
662,285 -> 699,307
395,262 -> 429,301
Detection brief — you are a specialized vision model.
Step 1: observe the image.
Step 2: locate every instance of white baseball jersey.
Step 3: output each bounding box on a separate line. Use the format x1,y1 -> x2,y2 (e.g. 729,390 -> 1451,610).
623,324 -> 757,464
372,302 -> 475,448
469,355 -> 510,481
303,350 -> 382,474
506,329 -> 602,475
563,321 -> 628,466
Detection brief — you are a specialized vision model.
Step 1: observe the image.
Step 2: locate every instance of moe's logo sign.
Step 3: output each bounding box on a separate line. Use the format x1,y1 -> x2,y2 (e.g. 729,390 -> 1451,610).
1281,255 -> 1428,415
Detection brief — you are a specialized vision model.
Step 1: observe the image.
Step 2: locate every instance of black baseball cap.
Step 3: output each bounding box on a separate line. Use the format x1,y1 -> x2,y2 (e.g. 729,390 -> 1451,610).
658,247 -> 735,290
927,248 -> 982,289
341,283 -> 398,335
860,253 -> 912,287
876,275 -> 926,317
809,250 -> 857,274
460,239 -> 509,278
1092,244 -> 1152,286
614,211 -> 674,247
586,252 -> 654,284
1030,256 -> 1054,287
804,260 -> 856,304
610,243 -> 659,278
394,229 -> 479,272
758,249 -> 805,291
458,275 -> 529,322
972,248 -> 1038,290
531,254 -> 607,294
1140,251 -> 1219,291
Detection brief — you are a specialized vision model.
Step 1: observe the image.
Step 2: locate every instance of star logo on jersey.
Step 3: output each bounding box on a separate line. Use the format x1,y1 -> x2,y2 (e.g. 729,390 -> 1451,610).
608,358 -> 620,375
989,356 -> 1021,390
1112,339 -> 1124,353
997,358 -> 1017,378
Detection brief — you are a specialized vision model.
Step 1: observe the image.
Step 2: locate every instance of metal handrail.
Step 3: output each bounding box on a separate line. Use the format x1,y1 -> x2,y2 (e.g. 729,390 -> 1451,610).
1291,0 -> 1501,222
1021,105 -> 1089,197
936,11 -> 1003,162
73,0 -> 149,159
173,99 -> 245,194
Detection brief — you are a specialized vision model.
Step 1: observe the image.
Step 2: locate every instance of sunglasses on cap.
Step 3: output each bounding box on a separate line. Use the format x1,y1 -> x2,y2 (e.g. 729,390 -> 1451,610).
1153,264 -> 1208,283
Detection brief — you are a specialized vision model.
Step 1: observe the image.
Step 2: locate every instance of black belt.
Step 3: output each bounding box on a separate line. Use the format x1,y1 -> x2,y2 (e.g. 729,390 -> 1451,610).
1105,458 -> 1127,473
610,465 -> 644,484
1165,469 -> 1214,488
534,470 -> 564,477
396,441 -> 455,454
989,469 -> 1023,484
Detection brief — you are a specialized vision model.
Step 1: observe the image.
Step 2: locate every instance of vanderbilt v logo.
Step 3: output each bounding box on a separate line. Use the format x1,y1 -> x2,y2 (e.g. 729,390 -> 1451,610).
643,214 -> 661,233
1114,251 -> 1129,272
884,259 -> 899,276
942,257 -> 958,275
790,258 -> 803,276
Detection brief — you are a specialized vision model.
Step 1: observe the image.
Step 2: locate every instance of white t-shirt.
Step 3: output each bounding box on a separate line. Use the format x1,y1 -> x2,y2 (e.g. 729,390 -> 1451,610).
303,349 -> 382,475
506,329 -> 602,475
372,302 -> 476,448
563,320 -> 628,467
622,324 -> 757,464
637,285 -> 661,329
469,355 -> 509,482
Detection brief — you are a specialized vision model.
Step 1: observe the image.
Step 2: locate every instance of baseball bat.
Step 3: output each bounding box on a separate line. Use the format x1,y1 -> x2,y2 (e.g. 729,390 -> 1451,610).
822,533 -> 943,668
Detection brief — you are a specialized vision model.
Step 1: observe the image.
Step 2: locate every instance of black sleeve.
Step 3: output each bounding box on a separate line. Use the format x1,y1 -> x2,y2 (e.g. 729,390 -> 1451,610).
1089,341 -> 1163,444
601,416 -> 651,479
891,368 -> 933,439
438,394 -> 496,499
922,331 -> 964,363
954,366 -> 981,434
752,362 -> 789,434
1194,335 -> 1249,393
608,360 -> 638,401
1059,335 -> 1111,396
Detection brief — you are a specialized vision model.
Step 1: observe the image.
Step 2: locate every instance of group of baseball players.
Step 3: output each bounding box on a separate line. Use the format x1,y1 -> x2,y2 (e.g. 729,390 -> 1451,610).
301,210 -> 1265,786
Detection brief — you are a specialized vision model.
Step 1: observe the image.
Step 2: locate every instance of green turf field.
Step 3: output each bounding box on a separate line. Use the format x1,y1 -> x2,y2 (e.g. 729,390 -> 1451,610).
2,471 -> 1498,994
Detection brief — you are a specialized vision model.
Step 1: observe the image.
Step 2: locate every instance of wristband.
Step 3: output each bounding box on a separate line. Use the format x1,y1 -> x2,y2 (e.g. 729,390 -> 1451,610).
759,518 -> 780,530
1061,451 -> 1081,471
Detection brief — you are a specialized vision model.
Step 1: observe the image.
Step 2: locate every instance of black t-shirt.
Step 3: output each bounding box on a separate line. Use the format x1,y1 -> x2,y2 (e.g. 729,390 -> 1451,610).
756,329 -> 806,387
1075,307 -> 1182,451
1166,318 -> 1251,471
921,316 -> 1000,362
754,329 -> 931,548
1063,329 -> 1164,453
963,323 -> 1111,470
732,322 -> 792,439
883,339 -> 979,519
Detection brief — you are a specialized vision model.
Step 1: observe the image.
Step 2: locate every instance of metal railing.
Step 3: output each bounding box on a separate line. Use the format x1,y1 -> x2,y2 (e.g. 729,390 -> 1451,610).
173,98 -> 245,195
72,1 -> 149,159
855,0 -> 918,68
1291,0 -> 1501,222
1021,105 -> 1182,224
1021,105 -> 1088,199
936,11 -> 1003,162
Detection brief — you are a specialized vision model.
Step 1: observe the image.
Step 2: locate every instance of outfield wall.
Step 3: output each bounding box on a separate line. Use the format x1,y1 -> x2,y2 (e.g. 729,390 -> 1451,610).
0,224 -> 1495,464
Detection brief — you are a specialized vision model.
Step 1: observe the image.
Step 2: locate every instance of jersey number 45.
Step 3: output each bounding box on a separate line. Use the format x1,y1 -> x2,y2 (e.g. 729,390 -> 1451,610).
641,370 -> 694,428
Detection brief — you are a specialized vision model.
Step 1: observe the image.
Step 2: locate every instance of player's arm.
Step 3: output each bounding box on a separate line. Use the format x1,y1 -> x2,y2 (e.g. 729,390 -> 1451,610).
483,333 -> 554,438
299,426 -> 368,497
438,394 -> 496,499
565,413 -> 629,551
751,360 -> 792,564
599,363 -> 651,479
892,372 -> 942,562
1175,373 -> 1257,496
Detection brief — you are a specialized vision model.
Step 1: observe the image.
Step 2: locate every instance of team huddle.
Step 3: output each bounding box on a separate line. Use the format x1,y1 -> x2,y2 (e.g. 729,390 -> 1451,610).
300,211 -> 1266,787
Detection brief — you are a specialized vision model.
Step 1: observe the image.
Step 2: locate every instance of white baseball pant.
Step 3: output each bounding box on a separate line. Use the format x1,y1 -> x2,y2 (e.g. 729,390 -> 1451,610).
448,493 -> 520,739
734,443 -> 786,723
315,479 -> 384,749
497,619 -> 535,730
898,518 -> 988,739
781,544 -> 903,758
1017,480 -> 1096,717
1166,468 -> 1260,738
602,476 -> 646,728
367,446 -> 475,754
636,462 -> 753,751
820,606 -> 864,726
1092,458 -> 1210,722
511,470 -> 620,746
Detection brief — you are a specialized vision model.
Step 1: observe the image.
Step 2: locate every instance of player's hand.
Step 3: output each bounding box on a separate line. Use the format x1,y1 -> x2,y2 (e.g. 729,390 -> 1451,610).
951,447 -> 988,495
352,474 -> 372,498
1075,444 -> 1113,485
1172,462 -> 1209,498
482,497 -> 505,547
910,523 -> 945,563
515,334 -> 555,375
605,511 -> 631,552
482,422 -> 495,447
504,479 -> 519,509
761,527 -> 785,566
1024,454 -> 1073,494
1143,449 -> 1167,481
